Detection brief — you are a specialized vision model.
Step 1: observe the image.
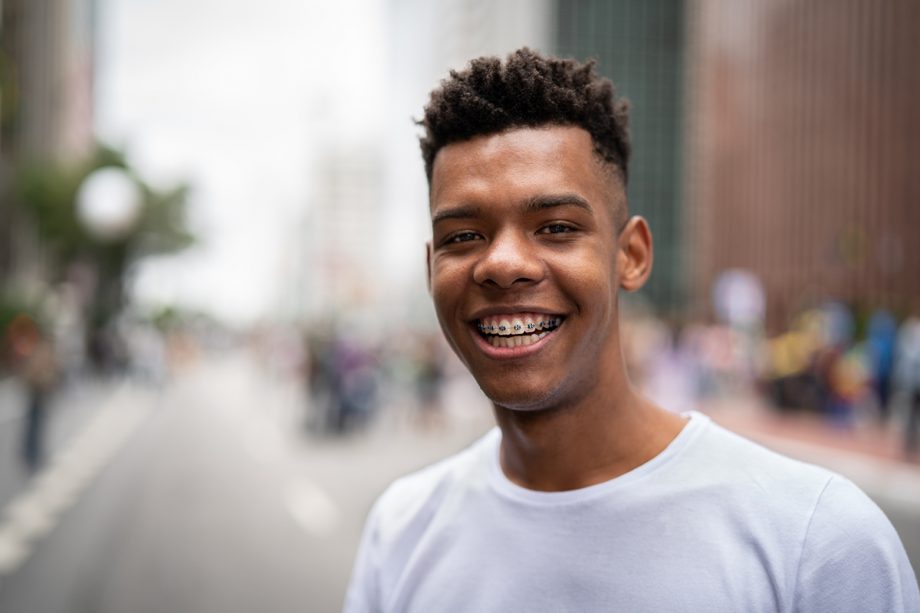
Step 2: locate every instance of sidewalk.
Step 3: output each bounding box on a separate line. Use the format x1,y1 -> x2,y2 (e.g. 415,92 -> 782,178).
703,394 -> 920,512
0,379 -> 24,429
0,377 -> 130,509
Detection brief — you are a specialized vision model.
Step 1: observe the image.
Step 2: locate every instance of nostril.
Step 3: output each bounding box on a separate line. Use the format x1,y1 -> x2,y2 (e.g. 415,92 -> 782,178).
472,241 -> 544,288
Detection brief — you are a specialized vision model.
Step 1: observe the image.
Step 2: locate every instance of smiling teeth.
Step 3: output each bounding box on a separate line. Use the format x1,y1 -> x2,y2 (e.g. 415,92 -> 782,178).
477,315 -> 562,337
486,332 -> 549,348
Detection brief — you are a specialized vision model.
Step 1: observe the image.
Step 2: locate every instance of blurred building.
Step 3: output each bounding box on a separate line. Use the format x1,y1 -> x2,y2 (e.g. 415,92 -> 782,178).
293,0 -> 554,326
301,145 -> 384,317
555,0 -> 920,331
382,0 -> 554,325
0,0 -> 96,284
556,0 -> 687,313
685,0 -> 920,330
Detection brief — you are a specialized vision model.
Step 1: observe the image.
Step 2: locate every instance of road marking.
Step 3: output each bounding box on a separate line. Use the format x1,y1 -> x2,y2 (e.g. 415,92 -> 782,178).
4,498 -> 55,541
0,384 -> 152,578
0,526 -> 29,574
285,480 -> 339,537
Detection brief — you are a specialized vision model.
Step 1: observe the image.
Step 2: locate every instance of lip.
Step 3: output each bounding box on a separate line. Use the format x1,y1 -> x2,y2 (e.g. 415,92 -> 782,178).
467,305 -> 564,322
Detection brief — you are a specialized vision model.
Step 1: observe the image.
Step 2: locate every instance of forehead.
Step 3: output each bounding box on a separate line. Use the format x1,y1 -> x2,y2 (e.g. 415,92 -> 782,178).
430,126 -> 615,208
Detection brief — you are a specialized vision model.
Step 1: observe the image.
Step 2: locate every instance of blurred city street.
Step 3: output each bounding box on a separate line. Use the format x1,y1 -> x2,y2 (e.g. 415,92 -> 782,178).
0,352 -> 493,613
0,350 -> 916,613
1,1 -> 919,609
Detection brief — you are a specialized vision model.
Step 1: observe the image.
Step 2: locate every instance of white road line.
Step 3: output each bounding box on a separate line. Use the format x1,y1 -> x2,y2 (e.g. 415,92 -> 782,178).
0,525 -> 30,575
0,384 -> 152,578
285,480 -> 340,537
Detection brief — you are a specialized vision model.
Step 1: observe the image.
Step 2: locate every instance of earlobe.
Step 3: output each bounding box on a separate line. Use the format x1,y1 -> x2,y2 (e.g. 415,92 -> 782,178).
618,216 -> 653,292
425,242 -> 433,294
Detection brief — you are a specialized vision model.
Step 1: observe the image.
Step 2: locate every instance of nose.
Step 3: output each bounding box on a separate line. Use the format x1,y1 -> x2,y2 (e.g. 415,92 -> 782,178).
472,229 -> 545,288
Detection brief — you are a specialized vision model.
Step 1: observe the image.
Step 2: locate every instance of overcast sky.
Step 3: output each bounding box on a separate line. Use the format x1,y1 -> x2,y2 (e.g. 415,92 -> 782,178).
95,0 -> 387,325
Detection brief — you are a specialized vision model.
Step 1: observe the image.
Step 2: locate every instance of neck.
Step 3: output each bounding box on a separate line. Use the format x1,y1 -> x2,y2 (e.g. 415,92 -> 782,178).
493,380 -> 686,492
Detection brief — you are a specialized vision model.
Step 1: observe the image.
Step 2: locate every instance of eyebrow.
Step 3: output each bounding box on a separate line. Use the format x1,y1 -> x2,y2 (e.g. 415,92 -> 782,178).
524,193 -> 592,213
431,205 -> 482,226
431,193 -> 593,227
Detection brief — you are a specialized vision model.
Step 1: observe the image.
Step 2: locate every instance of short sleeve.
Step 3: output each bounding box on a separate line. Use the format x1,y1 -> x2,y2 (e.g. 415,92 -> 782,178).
342,502 -> 382,613
792,476 -> 920,612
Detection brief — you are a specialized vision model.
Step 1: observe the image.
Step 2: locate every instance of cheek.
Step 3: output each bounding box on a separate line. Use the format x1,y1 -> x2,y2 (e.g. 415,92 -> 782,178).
430,261 -> 464,318
550,247 -> 618,300
429,270 -> 468,362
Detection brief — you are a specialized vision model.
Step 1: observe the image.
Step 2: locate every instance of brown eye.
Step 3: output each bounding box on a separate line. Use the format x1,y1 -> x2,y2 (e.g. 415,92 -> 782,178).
540,223 -> 575,234
448,231 -> 480,243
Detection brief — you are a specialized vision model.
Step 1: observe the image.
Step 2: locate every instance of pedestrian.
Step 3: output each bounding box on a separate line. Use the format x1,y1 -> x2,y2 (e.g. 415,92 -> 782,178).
868,309 -> 898,420
8,315 -> 59,472
895,313 -> 920,457
343,48 -> 919,612
412,334 -> 446,430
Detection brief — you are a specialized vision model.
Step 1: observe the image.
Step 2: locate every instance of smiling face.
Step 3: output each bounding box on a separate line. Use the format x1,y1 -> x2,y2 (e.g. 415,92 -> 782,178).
428,125 -> 651,412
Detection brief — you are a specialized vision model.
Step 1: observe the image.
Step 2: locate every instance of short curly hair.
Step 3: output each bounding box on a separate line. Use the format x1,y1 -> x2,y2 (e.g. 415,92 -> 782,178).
419,47 -> 630,185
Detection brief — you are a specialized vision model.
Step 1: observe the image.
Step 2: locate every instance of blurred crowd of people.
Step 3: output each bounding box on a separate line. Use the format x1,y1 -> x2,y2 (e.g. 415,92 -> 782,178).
250,298 -> 920,460
249,319 -> 451,436
5,297 -> 920,467
625,301 -> 920,458
762,305 -> 920,454
258,298 -> 920,462
0,306 -> 213,472
300,325 -> 448,435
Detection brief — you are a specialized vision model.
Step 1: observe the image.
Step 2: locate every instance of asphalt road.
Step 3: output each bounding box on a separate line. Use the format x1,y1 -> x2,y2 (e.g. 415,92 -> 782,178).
0,353 -> 916,612
0,356 -> 491,613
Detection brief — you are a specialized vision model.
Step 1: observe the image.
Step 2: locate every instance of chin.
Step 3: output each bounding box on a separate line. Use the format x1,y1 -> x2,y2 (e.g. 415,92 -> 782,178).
476,365 -> 600,414
477,379 -> 562,413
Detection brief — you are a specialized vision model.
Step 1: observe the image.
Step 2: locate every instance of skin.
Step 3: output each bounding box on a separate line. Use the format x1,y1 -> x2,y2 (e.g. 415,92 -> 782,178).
427,125 -> 685,492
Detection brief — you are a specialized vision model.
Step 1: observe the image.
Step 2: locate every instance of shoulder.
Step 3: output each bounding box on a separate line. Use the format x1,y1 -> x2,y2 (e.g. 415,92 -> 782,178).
681,416 -> 919,609
792,475 -> 920,611
680,414 -> 837,505
805,475 -> 900,548
672,415 -> 858,547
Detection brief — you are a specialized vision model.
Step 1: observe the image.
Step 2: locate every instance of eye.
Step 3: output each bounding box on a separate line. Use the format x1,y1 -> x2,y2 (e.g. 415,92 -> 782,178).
539,223 -> 576,235
446,231 -> 481,244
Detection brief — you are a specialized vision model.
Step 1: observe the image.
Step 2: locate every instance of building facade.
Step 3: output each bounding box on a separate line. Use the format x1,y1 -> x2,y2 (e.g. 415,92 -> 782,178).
556,0 -> 687,313
0,0 -> 96,285
684,0 -> 920,330
556,0 -> 919,330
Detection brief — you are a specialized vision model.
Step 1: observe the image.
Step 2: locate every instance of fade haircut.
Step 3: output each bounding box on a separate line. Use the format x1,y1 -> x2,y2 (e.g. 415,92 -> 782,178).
419,47 -> 631,186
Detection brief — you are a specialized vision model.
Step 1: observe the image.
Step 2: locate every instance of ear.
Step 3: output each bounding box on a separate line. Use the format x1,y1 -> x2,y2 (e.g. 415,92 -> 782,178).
617,216 -> 653,292
425,241 -> 433,294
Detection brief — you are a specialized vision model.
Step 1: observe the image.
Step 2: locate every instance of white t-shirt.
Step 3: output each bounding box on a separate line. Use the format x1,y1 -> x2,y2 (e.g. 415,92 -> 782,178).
344,412 -> 920,612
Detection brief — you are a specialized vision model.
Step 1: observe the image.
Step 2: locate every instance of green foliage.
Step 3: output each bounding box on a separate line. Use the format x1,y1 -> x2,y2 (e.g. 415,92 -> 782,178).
10,144 -> 196,330
134,183 -> 195,255
0,292 -> 44,336
150,305 -> 181,333
15,161 -> 91,267
13,144 -> 194,273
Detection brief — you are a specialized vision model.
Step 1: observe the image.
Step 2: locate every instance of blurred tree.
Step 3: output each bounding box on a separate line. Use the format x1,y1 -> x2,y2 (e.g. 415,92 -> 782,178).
11,144 -> 194,369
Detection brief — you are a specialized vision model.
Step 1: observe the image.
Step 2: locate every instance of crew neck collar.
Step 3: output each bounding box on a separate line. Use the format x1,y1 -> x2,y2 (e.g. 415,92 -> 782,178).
487,411 -> 709,505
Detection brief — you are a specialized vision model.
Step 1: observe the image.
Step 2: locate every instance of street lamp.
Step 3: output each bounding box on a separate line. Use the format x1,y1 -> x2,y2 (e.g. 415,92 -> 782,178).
75,167 -> 143,241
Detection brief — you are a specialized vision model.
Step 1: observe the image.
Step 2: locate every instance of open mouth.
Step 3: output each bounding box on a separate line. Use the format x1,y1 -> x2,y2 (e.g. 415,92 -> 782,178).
475,313 -> 564,348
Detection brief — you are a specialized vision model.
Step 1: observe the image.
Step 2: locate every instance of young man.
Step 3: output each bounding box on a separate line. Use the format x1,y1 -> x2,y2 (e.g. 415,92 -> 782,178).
344,48 -> 919,612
